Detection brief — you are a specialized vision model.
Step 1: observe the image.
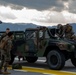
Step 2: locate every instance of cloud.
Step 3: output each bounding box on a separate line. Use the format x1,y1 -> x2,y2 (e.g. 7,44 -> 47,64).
0,0 -> 65,11
62,0 -> 69,2
1,0 -> 76,14
33,11 -> 66,24
0,6 -> 16,20
0,0 -> 8,6
68,0 -> 76,13
0,0 -> 23,10
0,12 -> 16,19
60,0 -> 76,14
0,0 -> 76,26
9,4 -> 24,10
0,6 -> 67,26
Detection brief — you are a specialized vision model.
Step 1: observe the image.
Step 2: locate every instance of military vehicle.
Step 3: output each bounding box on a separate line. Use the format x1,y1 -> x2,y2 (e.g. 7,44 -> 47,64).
0,26 -> 76,70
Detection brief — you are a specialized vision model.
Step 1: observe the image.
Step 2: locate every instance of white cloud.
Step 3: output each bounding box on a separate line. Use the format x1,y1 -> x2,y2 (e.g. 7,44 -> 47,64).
0,5 -> 76,26
0,6 -> 16,20
0,6 -> 62,26
62,11 -> 76,23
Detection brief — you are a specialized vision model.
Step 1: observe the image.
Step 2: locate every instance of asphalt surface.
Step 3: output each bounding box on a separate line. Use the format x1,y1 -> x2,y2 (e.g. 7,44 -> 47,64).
0,70 -> 48,75
15,57 -> 76,72
1,57 -> 76,75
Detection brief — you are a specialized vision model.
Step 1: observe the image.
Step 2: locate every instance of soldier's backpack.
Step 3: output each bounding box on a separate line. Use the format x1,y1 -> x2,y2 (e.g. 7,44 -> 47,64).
12,63 -> 22,69
0,33 -> 7,42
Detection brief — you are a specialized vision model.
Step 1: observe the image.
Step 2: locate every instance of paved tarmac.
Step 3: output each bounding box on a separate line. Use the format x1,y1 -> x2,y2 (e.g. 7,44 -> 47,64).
1,57 -> 76,75
0,70 -> 48,75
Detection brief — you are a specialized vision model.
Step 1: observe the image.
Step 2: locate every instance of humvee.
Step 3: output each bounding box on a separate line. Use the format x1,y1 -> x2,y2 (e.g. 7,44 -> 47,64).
0,26 -> 76,70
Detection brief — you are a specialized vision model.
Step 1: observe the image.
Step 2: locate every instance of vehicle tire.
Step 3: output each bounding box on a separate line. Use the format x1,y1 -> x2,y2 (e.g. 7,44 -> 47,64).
47,50 -> 65,70
26,56 -> 38,63
71,57 -> 76,67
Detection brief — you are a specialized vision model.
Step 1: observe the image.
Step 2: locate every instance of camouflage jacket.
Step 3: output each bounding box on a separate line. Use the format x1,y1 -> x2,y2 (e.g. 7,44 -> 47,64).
1,36 -> 12,55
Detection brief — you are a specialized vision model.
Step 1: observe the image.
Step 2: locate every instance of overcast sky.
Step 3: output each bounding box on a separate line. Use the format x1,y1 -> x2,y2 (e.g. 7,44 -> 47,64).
0,0 -> 76,26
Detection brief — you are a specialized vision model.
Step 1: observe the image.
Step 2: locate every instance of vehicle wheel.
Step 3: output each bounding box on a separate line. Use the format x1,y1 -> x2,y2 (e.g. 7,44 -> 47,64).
26,56 -> 38,63
47,50 -> 65,70
71,57 -> 76,67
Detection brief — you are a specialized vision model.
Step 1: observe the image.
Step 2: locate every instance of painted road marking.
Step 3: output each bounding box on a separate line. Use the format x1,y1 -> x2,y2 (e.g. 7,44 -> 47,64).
13,69 -> 53,75
8,66 -> 76,75
14,69 -> 28,72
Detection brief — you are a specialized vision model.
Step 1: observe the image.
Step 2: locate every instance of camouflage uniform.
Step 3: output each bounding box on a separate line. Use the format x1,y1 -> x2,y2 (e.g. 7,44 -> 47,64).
0,36 -> 12,72
0,33 -> 8,59
57,24 -> 65,38
64,24 -> 74,40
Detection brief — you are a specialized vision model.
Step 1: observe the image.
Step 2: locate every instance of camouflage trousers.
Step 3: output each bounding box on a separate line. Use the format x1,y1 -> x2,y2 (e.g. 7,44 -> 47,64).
0,50 -> 11,72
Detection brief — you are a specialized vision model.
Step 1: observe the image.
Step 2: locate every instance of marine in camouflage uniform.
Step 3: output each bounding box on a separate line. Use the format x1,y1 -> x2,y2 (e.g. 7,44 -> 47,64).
64,24 -> 74,40
0,32 -> 13,74
56,24 -> 65,38
0,28 -> 10,60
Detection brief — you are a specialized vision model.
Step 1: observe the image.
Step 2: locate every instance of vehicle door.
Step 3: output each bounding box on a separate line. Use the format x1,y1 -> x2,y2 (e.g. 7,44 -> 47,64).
25,29 -> 38,55
12,32 -> 25,56
37,28 -> 48,56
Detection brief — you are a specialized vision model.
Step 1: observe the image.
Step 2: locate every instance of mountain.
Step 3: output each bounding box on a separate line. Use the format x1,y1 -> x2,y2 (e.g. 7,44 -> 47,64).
0,22 -> 76,34
0,23 -> 37,31
0,20 -> 2,24
70,23 -> 76,34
